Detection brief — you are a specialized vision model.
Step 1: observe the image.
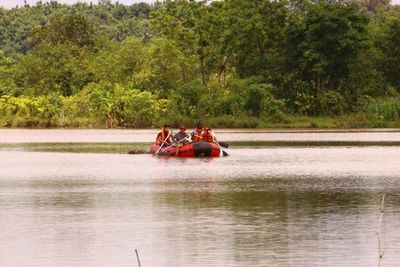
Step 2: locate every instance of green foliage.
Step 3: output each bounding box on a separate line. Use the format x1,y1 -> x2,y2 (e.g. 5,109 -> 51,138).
114,18 -> 153,42
283,2 -> 370,113
358,96 -> 400,121
120,87 -> 156,128
293,92 -> 318,116
13,42 -> 91,96
0,51 -> 16,96
147,37 -> 196,97
170,80 -> 205,117
90,37 -> 150,86
318,90 -> 347,116
225,0 -> 288,81
372,12 -> 400,91
0,85 -> 163,128
30,12 -> 97,48
225,76 -> 264,114
1,1 -> 400,128
151,0 -> 217,85
243,85 -> 268,118
265,99 -> 288,123
0,93 -> 65,127
75,82 -> 161,128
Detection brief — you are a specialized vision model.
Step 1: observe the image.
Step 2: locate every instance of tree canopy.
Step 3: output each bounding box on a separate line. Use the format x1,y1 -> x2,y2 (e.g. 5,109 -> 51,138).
1,0 -> 400,128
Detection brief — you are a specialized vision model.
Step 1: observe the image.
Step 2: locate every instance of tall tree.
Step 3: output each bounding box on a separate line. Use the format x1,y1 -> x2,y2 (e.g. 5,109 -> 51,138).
283,2 -> 369,113
202,0 -> 235,83
373,11 -> 400,91
14,12 -> 98,96
147,37 -> 197,98
90,37 -> 150,87
0,51 -> 15,95
30,12 -> 97,49
224,0 -> 288,81
358,0 -> 391,14
151,0 -> 214,85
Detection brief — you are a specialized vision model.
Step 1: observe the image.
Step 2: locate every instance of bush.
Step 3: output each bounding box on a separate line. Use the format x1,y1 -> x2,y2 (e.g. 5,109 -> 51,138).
360,97 -> 400,121
318,90 -> 347,116
265,99 -> 288,123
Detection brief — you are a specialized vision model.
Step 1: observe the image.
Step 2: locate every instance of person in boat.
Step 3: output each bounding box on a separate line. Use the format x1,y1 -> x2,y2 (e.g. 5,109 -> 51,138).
155,125 -> 172,146
201,125 -> 218,143
173,125 -> 191,145
191,125 -> 203,143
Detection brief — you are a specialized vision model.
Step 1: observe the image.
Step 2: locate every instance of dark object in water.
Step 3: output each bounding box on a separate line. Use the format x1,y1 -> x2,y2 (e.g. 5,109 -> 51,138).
127,149 -> 148,154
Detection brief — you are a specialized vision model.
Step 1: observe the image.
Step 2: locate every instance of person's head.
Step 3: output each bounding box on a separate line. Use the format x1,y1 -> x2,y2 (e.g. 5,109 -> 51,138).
197,125 -> 202,131
163,124 -> 170,132
179,125 -> 186,132
205,125 -> 211,131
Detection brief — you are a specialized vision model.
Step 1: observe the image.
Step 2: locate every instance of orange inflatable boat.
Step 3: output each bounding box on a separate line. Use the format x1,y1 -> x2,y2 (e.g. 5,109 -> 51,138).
150,141 -> 228,157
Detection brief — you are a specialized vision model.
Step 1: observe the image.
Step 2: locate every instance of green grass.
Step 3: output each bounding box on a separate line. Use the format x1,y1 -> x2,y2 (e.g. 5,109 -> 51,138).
0,142 -> 151,154
1,113 -> 399,130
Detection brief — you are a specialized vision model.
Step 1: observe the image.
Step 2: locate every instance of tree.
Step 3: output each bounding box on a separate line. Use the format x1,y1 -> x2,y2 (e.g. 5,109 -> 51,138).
13,12 -> 98,96
147,37 -> 197,98
224,0 -> 288,81
201,1 -> 235,83
114,18 -> 153,42
30,12 -> 97,49
13,42 -> 91,96
171,80 -> 205,117
0,51 -> 15,96
151,0 -> 214,86
373,11 -> 400,91
358,0 -> 391,14
90,37 -> 150,87
243,85 -> 268,117
283,2 -> 370,114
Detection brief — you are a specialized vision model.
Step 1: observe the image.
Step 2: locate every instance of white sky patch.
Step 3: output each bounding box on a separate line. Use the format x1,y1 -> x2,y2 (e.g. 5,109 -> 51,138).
0,0 -> 158,9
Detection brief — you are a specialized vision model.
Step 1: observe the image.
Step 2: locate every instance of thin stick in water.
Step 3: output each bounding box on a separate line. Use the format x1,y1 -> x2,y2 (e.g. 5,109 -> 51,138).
377,194 -> 385,267
135,249 -> 142,267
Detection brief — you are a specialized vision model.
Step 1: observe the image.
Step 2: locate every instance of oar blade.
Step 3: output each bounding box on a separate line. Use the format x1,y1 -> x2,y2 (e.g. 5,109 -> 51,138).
218,141 -> 229,148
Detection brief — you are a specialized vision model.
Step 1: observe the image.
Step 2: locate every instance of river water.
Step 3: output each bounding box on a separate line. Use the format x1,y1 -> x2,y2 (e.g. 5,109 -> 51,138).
1,129 -> 400,267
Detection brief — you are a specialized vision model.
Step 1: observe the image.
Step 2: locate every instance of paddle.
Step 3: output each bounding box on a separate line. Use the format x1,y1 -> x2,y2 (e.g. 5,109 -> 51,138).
218,141 -> 229,148
154,130 -> 173,156
209,130 -> 228,157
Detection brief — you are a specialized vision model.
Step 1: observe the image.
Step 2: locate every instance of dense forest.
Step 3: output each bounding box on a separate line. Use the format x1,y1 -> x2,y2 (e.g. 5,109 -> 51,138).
1,0 -> 400,129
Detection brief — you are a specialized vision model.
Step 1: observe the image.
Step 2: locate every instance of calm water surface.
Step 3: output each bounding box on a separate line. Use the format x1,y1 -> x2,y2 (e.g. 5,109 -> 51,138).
1,129 -> 400,267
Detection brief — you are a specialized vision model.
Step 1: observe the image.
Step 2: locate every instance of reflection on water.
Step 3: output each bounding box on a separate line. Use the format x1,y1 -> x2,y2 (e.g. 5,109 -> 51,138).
1,130 -> 400,266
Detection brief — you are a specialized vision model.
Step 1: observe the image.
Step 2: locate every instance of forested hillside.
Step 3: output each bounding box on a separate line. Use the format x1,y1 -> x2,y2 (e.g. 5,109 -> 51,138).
1,0 -> 399,128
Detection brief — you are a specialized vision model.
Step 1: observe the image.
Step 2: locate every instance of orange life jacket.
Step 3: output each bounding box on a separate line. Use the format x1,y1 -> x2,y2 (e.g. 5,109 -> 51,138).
191,128 -> 203,142
201,126 -> 214,143
156,127 -> 171,145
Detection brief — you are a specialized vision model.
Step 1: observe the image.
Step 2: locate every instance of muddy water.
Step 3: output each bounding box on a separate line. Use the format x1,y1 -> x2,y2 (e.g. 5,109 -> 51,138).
1,129 -> 399,266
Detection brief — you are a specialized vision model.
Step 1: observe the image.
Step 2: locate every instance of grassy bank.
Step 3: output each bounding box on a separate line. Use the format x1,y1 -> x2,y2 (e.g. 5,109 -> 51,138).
1,114 -> 399,129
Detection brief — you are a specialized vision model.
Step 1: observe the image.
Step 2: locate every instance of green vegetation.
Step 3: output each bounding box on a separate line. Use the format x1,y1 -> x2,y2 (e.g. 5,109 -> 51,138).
0,0 -> 399,129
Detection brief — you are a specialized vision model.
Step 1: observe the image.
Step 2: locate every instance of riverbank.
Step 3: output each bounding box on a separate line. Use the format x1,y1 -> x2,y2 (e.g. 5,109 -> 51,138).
206,114 -> 400,129
1,114 -> 400,129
